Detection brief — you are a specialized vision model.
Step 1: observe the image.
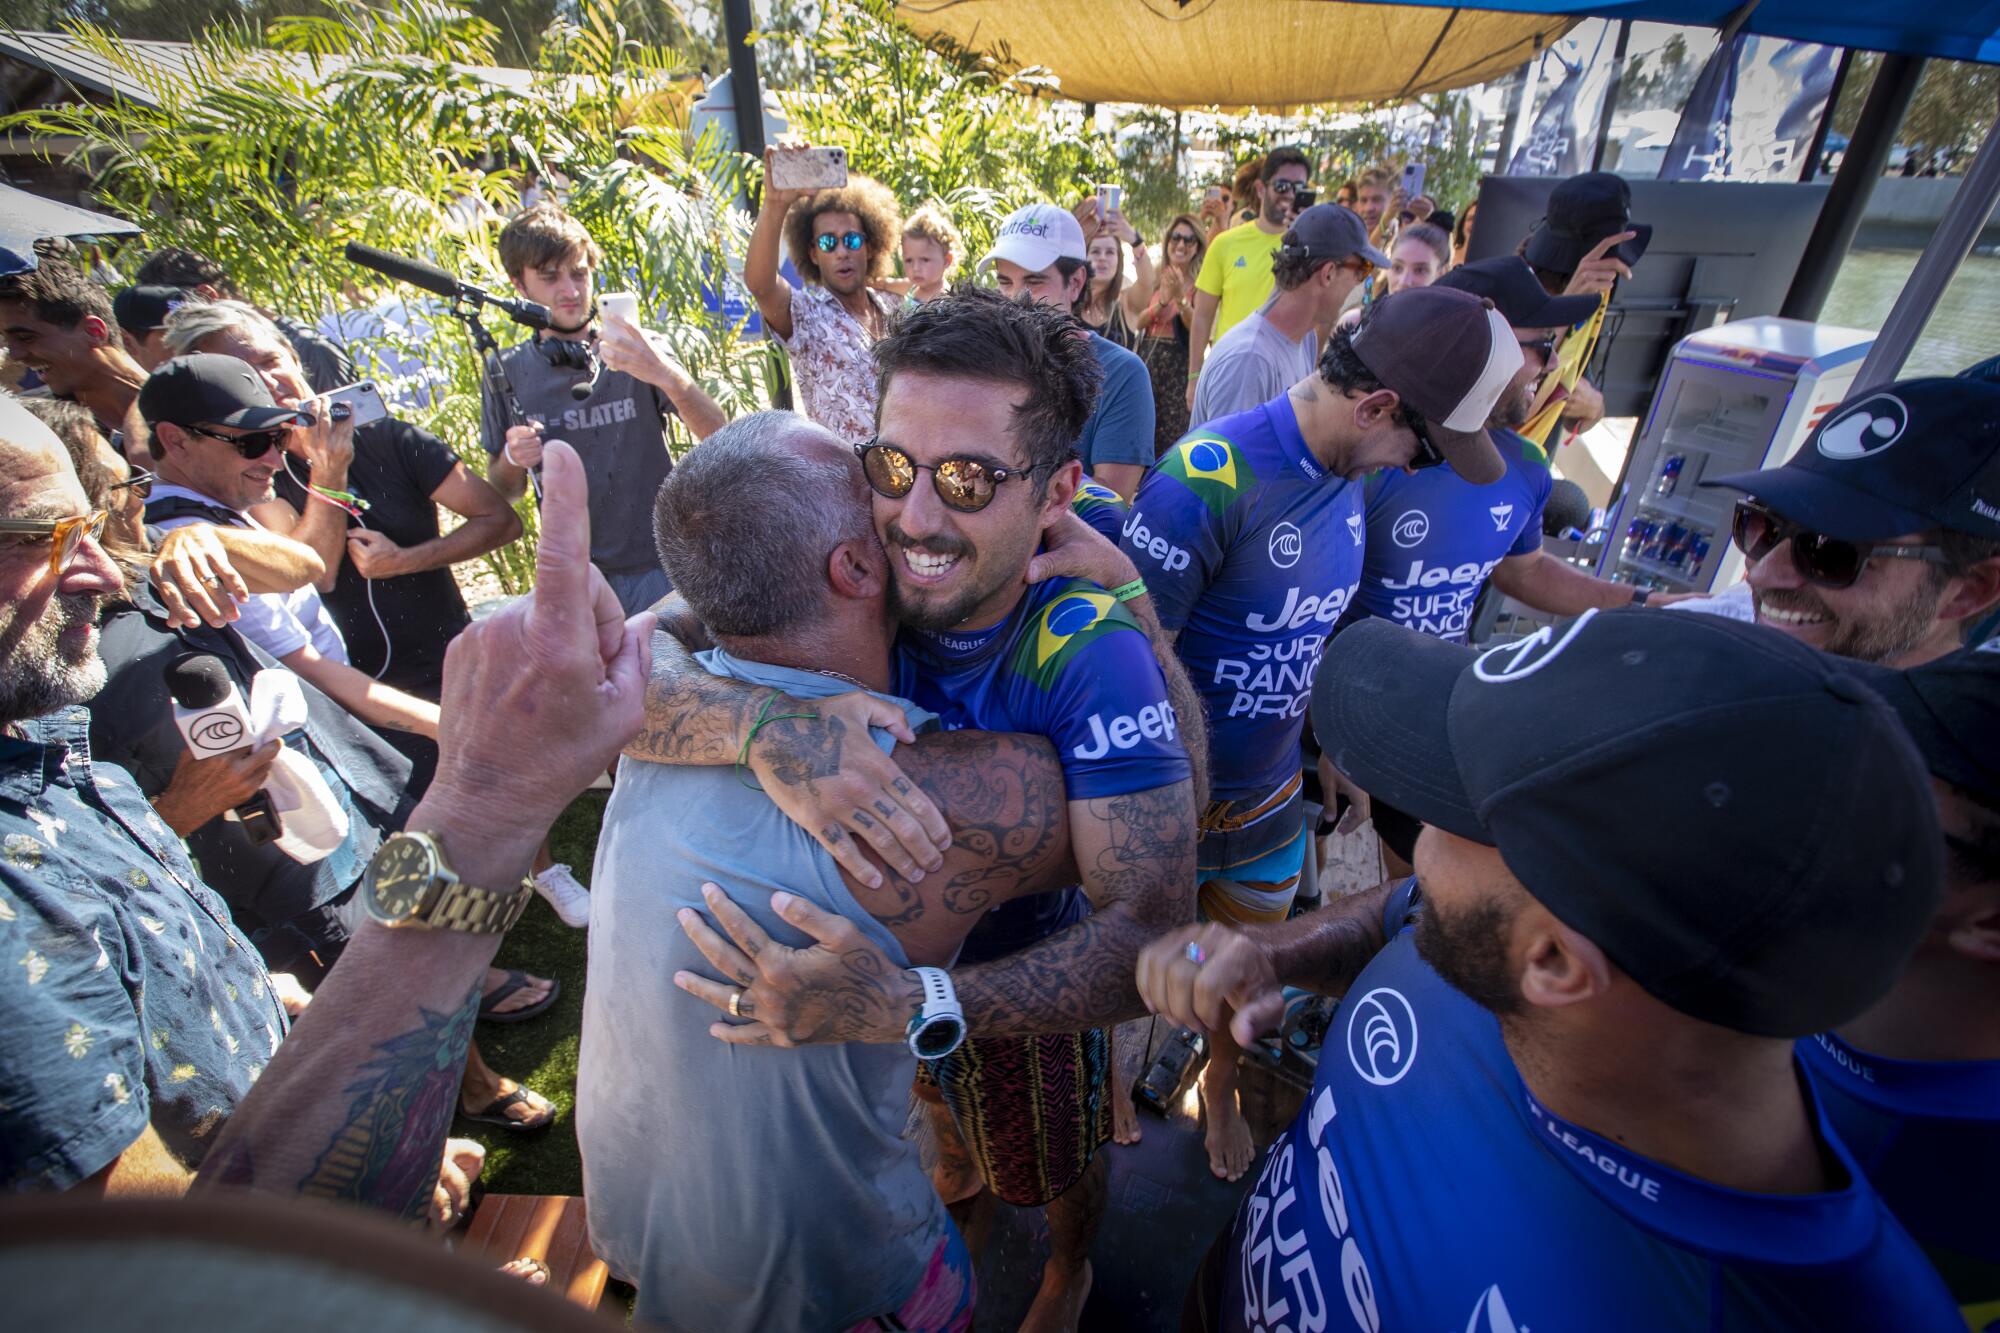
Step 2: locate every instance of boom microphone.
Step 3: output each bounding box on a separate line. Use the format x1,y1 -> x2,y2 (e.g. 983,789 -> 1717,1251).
344,242 -> 552,331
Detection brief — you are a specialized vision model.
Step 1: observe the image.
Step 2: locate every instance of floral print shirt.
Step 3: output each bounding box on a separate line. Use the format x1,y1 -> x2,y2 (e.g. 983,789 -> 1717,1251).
0,709 -> 285,1189
777,283 -> 900,444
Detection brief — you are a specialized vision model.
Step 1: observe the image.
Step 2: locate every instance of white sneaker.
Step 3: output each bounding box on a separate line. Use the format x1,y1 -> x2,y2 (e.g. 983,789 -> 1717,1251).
533,863 -> 591,928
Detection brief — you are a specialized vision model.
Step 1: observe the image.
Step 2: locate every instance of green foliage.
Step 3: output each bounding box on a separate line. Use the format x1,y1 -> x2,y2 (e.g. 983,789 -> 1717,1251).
8,0 -> 768,592
1833,54 -> 2000,163
763,0 -> 1114,262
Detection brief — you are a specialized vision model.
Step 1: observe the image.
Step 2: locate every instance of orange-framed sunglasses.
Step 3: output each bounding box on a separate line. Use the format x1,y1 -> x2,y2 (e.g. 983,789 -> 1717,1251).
0,510 -> 109,576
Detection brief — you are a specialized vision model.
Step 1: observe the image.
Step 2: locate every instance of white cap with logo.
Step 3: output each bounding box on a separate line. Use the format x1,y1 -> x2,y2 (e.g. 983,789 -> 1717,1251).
978,203 -> 1088,275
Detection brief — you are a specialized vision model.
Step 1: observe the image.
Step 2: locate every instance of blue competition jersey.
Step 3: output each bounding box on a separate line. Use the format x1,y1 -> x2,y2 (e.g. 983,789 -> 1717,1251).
1224,885 -> 1963,1333
1121,399 -> 1362,804
1799,1031 -> 2000,1317
1070,478 -> 1128,543
1345,429 -> 1551,643
894,577 -> 1189,963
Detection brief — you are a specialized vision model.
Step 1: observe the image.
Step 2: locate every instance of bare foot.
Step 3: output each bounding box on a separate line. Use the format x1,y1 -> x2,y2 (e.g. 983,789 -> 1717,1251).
1110,1021 -> 1145,1145
1200,1080 -> 1256,1181
1112,1084 -> 1143,1145
1018,1258 -> 1093,1333
499,1257 -> 549,1285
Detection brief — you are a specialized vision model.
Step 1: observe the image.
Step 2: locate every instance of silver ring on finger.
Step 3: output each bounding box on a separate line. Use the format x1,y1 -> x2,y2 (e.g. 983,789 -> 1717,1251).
1185,941 -> 1207,966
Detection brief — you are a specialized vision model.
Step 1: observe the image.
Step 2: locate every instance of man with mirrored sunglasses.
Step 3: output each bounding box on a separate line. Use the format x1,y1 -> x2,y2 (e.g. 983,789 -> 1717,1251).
1682,377 -> 2000,666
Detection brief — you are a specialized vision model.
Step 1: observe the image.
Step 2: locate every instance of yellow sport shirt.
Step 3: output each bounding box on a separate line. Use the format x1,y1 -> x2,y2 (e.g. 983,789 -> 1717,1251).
1196,221 -> 1284,343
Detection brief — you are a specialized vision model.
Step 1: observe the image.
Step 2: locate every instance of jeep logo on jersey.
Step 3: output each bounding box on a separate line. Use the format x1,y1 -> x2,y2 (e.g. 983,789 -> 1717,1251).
1123,512 -> 1191,572
1816,394 -> 1909,460
1489,503 -> 1514,531
1268,521 -> 1302,568
1346,986 -> 1419,1086
1472,608 -> 1599,684
1391,509 -> 1430,548
1070,699 -> 1178,759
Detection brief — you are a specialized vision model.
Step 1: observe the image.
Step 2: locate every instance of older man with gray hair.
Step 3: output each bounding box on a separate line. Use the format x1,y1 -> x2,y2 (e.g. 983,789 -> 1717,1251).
581,409 -> 1087,1333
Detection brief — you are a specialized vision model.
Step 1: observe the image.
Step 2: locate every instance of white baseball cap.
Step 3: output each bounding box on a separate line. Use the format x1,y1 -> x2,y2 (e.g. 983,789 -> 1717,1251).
978,203 -> 1087,275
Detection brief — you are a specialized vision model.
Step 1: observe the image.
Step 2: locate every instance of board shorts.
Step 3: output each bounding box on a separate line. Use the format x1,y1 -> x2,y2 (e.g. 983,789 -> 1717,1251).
1196,776 -> 1308,928
917,1027 -> 1112,1208
843,1227 -> 976,1333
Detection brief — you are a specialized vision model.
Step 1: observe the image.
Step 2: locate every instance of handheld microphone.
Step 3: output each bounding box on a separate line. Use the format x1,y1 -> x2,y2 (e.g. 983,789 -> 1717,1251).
343,242 -> 552,332
163,653 -> 281,844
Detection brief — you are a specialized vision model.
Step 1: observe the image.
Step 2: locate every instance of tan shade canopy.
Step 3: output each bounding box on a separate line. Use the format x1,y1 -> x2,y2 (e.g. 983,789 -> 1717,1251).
893,1 -> 1578,108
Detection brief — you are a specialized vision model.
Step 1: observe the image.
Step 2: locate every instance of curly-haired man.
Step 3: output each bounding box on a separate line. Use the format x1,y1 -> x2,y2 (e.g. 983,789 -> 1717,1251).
747,147 -> 905,442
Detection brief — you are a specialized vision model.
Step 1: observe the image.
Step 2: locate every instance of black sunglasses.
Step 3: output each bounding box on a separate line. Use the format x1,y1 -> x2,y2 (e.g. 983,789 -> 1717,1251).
1730,499 -> 1950,590
1167,231 -> 1200,246
815,231 -> 868,254
855,438 -> 1047,513
189,423 -> 291,458
1269,179 -> 1312,196
1402,411 -> 1447,471
1518,335 -> 1559,363
109,468 -> 154,500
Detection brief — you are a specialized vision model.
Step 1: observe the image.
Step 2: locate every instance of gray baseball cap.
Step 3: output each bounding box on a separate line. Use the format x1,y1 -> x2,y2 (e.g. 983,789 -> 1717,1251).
1278,204 -> 1390,269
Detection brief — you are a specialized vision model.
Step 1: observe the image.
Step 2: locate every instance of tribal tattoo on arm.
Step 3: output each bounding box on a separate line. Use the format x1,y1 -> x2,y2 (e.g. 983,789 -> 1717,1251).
624,617 -> 780,766
948,778 -> 1198,1036
1258,880 -> 1394,998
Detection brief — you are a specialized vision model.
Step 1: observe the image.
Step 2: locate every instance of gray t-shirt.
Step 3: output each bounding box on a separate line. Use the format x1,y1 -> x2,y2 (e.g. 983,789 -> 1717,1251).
579,650 -> 948,1333
480,340 -> 676,576
1190,306 -> 1318,429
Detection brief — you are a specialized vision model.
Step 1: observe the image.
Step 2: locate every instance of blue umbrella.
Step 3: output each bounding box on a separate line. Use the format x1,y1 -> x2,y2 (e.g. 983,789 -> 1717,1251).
0,182 -> 141,276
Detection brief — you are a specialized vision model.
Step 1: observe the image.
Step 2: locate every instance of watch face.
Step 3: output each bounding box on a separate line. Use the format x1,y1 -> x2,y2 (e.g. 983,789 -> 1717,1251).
368,836 -> 439,922
910,1015 -> 965,1061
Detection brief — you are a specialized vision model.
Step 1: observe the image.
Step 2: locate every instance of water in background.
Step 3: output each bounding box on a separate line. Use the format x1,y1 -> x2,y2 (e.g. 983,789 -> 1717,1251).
1820,248 -> 2000,375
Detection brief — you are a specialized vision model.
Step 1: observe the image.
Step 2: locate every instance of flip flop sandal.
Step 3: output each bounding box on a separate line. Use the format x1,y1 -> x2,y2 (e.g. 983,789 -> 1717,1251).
459,1087 -> 556,1133
477,970 -> 560,1025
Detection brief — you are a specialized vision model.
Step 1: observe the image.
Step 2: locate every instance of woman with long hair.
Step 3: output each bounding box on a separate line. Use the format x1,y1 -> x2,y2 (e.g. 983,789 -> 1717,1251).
1133,211 -> 1206,455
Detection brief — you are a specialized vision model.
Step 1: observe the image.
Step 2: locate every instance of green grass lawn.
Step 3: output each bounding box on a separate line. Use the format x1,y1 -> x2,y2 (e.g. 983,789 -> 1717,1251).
457,789 -> 606,1197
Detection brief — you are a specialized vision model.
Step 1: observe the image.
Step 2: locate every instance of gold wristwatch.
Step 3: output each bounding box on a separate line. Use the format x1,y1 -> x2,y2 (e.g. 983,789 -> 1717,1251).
362,831 -> 534,935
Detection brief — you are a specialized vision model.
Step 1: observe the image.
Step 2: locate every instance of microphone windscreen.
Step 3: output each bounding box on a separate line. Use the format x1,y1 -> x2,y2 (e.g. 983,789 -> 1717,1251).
164,653 -> 235,709
1543,479 -> 1593,536
343,243 -> 462,302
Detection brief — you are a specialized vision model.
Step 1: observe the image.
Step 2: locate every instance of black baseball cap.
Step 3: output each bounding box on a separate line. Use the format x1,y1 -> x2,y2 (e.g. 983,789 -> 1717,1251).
1437,256 -> 1600,331
1522,171 -> 1652,274
1278,203 -> 1390,269
112,285 -> 191,338
1841,646 -> 2000,807
138,353 -> 306,431
1310,609 -> 1942,1037
1348,287 -> 1520,485
1703,378 -> 2000,542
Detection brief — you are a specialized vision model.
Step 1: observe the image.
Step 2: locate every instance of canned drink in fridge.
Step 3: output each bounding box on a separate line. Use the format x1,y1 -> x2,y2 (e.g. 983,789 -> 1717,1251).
1654,454 -> 1685,498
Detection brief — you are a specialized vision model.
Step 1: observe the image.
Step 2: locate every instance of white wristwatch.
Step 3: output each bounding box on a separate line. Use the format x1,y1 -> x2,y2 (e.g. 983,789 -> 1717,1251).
905,966 -> 967,1060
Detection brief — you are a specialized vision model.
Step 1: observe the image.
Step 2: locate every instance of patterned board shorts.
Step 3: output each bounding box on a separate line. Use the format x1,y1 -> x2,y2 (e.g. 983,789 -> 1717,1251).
916,1027 -> 1112,1208
842,1228 -> 976,1333
1197,778 -> 1308,928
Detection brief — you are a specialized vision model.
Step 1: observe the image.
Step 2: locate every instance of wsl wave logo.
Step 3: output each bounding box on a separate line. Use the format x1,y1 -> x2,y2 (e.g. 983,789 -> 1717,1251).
190,710 -> 245,750
1158,434 -> 1255,517
1816,393 -> 1909,460
1268,521 -> 1302,569
1010,587 -> 1136,690
1391,509 -> 1430,548
1345,986 -> 1419,1086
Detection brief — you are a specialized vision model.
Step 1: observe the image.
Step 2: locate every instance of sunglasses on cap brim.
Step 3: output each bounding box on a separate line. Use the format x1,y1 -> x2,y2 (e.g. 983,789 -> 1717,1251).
1730,499 -> 1950,590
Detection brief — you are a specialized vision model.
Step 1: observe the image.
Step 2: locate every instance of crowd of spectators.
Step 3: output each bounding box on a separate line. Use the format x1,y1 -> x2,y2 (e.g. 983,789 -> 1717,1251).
0,145 -> 1993,1333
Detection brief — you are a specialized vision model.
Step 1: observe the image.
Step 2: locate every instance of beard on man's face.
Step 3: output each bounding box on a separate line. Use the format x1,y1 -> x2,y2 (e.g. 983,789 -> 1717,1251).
0,593 -> 107,725
1414,891 -> 1524,1017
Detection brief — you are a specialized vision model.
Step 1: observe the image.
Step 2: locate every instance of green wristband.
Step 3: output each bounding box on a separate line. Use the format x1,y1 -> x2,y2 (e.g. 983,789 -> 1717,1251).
1109,577 -> 1148,603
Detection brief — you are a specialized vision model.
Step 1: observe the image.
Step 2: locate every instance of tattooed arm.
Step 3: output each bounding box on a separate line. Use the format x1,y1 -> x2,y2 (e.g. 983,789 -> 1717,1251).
679,778 -> 1198,1044
194,440 -> 650,1217
625,602 -> 951,886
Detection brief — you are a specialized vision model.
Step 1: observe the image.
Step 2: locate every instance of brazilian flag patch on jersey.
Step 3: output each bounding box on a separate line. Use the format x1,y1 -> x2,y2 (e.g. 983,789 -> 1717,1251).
1071,479 -> 1127,514
1010,584 -> 1141,690
1158,434 -> 1255,517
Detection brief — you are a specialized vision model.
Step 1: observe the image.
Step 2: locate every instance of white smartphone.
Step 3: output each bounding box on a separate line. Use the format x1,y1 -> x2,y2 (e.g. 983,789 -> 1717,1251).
1095,183 -> 1123,220
598,291 -> 640,326
769,145 -> 849,192
1401,161 -> 1428,202
324,380 -> 388,430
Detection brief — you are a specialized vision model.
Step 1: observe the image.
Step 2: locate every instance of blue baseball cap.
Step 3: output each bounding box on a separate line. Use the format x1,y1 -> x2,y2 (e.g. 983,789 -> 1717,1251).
1703,377 -> 2000,542
1310,609 -> 1942,1037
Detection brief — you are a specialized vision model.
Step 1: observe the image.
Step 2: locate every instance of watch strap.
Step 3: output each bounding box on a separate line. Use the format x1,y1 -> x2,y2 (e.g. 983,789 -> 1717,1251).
430,878 -> 533,934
